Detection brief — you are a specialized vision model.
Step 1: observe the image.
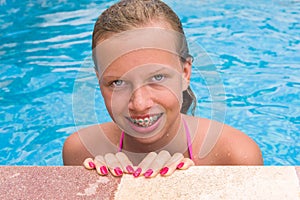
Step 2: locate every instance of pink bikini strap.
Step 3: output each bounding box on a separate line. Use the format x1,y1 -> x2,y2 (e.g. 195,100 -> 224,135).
118,118 -> 193,160
118,131 -> 125,152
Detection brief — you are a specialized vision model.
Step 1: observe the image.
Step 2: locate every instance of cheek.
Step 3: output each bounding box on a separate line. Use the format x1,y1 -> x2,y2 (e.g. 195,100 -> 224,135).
102,89 -> 132,117
156,75 -> 184,105
100,89 -> 113,117
155,88 -> 182,111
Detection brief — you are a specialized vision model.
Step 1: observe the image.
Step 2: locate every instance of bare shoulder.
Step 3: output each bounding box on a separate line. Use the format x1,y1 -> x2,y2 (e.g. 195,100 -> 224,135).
217,123 -> 264,165
62,130 -> 91,166
62,122 -> 120,165
190,117 -> 263,165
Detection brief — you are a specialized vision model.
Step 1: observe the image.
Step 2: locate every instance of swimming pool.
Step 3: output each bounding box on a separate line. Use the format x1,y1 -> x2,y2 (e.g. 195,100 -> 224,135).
0,0 -> 299,165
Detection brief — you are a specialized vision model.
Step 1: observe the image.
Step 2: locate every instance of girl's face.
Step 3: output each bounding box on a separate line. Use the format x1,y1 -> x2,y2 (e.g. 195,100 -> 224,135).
99,49 -> 191,144
96,26 -> 191,145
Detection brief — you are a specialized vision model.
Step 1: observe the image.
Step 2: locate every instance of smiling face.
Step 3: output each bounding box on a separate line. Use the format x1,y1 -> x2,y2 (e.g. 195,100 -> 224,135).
93,24 -> 192,146
98,47 -> 191,144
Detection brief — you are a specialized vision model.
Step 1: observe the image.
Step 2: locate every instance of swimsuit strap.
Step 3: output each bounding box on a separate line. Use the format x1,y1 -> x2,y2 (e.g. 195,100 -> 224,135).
118,131 -> 125,152
118,118 -> 193,160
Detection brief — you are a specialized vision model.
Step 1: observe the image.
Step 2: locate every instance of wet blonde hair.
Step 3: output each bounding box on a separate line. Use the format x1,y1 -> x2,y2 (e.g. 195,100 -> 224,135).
92,0 -> 196,114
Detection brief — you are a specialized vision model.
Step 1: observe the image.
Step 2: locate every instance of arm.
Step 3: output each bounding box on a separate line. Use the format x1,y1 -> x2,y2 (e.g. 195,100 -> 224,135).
223,127 -> 264,165
231,137 -> 263,165
62,132 -> 93,166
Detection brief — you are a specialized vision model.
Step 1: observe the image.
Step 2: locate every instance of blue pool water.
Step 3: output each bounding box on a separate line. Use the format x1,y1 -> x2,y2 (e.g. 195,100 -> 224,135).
0,0 -> 299,165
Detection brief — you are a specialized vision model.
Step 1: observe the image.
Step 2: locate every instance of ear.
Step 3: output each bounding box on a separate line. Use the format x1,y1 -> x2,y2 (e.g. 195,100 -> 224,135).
182,57 -> 192,91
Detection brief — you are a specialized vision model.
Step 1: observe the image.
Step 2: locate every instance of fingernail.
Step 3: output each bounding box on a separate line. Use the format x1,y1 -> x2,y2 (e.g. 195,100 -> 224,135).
126,165 -> 135,174
114,167 -> 123,176
100,166 -> 108,175
88,162 -> 95,169
177,162 -> 184,169
160,167 -> 169,175
133,167 -> 142,177
144,169 -> 153,178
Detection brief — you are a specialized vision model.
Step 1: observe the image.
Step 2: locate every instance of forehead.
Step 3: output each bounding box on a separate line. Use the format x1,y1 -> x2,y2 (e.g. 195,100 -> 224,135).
103,49 -> 182,76
93,27 -> 185,77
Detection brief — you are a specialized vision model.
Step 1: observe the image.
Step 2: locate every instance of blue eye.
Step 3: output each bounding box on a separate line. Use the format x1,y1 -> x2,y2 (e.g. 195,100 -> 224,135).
111,80 -> 125,87
152,74 -> 165,82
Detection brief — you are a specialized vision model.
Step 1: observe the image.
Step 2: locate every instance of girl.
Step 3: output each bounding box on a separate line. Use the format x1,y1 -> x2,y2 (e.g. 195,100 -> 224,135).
63,0 -> 263,178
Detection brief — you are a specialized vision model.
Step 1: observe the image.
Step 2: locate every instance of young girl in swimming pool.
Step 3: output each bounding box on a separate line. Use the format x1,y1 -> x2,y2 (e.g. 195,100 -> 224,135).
63,0 -> 263,178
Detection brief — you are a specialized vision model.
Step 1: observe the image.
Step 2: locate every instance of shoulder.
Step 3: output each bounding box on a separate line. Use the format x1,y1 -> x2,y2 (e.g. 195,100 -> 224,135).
188,117 -> 263,165
62,122 -> 121,165
62,130 -> 91,165
217,123 -> 264,165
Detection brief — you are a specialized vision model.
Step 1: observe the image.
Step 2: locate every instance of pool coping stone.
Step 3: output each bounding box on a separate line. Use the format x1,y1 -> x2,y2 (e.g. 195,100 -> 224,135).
0,166 -> 299,199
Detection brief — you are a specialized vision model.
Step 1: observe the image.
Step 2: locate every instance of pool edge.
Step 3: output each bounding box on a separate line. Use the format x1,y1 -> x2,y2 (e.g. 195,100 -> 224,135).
0,166 -> 299,199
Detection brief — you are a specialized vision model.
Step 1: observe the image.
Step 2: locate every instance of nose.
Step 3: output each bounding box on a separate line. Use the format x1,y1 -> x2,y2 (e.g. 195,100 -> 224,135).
128,85 -> 154,113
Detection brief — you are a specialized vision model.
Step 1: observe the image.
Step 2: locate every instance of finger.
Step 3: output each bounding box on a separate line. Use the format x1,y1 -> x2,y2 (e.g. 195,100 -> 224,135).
176,157 -> 195,170
144,150 -> 171,178
115,152 -> 134,174
94,155 -> 109,176
160,153 -> 184,176
133,152 -> 157,177
104,153 -> 123,177
83,158 -> 96,170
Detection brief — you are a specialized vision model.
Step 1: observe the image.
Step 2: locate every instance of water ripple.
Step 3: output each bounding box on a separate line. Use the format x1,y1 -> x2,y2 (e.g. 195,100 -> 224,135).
0,0 -> 299,166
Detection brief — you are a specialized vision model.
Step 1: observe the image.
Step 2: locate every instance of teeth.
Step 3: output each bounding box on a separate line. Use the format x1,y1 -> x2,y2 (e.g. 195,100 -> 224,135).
144,117 -> 149,124
130,114 -> 161,127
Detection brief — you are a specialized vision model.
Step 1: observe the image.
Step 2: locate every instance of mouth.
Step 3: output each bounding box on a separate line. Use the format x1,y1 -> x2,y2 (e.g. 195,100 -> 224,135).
126,113 -> 163,128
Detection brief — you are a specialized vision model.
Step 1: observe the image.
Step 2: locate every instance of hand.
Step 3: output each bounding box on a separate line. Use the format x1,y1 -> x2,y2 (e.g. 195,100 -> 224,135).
83,150 -> 194,178
133,150 -> 195,178
83,152 -> 135,177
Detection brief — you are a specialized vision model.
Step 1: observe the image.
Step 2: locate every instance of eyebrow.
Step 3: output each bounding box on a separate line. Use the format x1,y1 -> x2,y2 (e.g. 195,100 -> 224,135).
147,68 -> 170,76
102,65 -> 175,80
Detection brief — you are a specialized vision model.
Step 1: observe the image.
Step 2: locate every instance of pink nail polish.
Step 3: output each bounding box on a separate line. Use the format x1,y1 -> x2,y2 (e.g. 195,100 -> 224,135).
88,162 -> 95,169
144,169 -> 153,178
160,167 -> 169,175
126,165 -> 134,174
177,162 -> 184,169
100,166 -> 108,175
114,167 -> 123,176
133,167 -> 142,177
